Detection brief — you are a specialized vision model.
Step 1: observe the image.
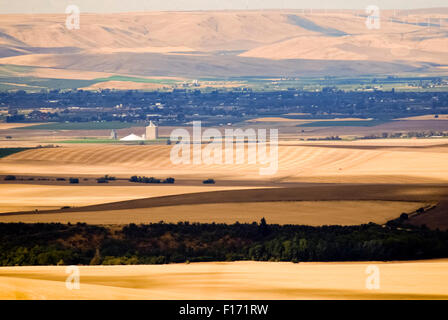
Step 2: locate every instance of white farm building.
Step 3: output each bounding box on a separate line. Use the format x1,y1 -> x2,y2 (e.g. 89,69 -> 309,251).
119,133 -> 145,141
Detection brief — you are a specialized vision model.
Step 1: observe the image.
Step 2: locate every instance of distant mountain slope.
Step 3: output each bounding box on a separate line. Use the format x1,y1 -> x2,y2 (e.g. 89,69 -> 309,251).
0,51 -> 422,77
286,14 -> 347,37
0,9 -> 446,79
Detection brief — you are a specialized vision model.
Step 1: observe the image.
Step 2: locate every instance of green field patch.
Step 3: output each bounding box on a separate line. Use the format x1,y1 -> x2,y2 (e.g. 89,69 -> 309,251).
0,75 -> 96,91
20,121 -> 138,130
297,120 -> 390,127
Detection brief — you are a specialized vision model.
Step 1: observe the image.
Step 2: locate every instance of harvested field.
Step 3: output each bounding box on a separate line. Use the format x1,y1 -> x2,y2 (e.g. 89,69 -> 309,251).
0,141 -> 447,228
0,184 -> 444,226
397,115 -> 448,120
1,260 -> 448,300
0,184 -> 260,214
0,123 -> 49,130
1,143 -> 448,183
0,200 -> 425,225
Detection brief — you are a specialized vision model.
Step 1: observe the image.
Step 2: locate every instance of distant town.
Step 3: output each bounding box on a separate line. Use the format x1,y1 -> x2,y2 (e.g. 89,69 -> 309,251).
1,88 -> 447,126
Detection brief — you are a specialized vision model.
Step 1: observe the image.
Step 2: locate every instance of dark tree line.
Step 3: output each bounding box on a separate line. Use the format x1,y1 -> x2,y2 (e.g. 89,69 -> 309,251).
0,220 -> 447,266
129,176 -> 174,184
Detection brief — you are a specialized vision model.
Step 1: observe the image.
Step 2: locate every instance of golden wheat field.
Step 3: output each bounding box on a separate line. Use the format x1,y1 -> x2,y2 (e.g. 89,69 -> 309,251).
0,184 -> 262,214
0,200 -> 425,225
1,260 -> 448,300
0,135 -> 447,301
1,142 -> 447,183
0,141 -> 447,225
0,123 -> 48,130
0,183 -> 444,225
398,115 -> 448,120
1,6 -> 448,303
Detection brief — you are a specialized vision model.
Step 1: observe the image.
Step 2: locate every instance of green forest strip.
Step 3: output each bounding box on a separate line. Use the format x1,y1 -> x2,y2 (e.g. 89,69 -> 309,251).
0,220 -> 446,266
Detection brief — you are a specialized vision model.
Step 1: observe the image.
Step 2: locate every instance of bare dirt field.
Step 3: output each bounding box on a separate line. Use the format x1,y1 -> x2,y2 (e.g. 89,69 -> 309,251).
247,117 -> 372,123
295,120 -> 448,138
2,121 -> 447,146
1,260 -> 447,300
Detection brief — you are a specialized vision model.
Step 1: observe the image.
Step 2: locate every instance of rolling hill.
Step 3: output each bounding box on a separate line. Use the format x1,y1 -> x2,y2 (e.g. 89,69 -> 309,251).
0,9 -> 447,83
1,143 -> 448,183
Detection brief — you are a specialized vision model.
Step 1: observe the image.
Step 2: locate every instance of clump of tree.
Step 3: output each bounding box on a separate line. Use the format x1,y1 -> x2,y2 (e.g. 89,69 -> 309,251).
130,176 -> 175,184
4,175 -> 16,181
203,178 -> 215,184
306,136 -> 341,141
69,178 -> 79,184
97,175 -> 116,183
129,176 -> 160,183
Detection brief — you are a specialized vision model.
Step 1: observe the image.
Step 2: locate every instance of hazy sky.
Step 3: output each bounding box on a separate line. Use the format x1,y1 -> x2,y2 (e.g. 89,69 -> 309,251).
1,0 -> 447,14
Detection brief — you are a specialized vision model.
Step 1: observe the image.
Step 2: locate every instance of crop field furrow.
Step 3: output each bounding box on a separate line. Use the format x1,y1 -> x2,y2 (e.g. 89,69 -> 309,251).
314,150 -> 356,170
5,149 -> 46,161
276,147 -> 306,169
305,149 -> 348,169
50,149 -> 86,163
278,148 -> 322,169
80,146 -> 119,164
